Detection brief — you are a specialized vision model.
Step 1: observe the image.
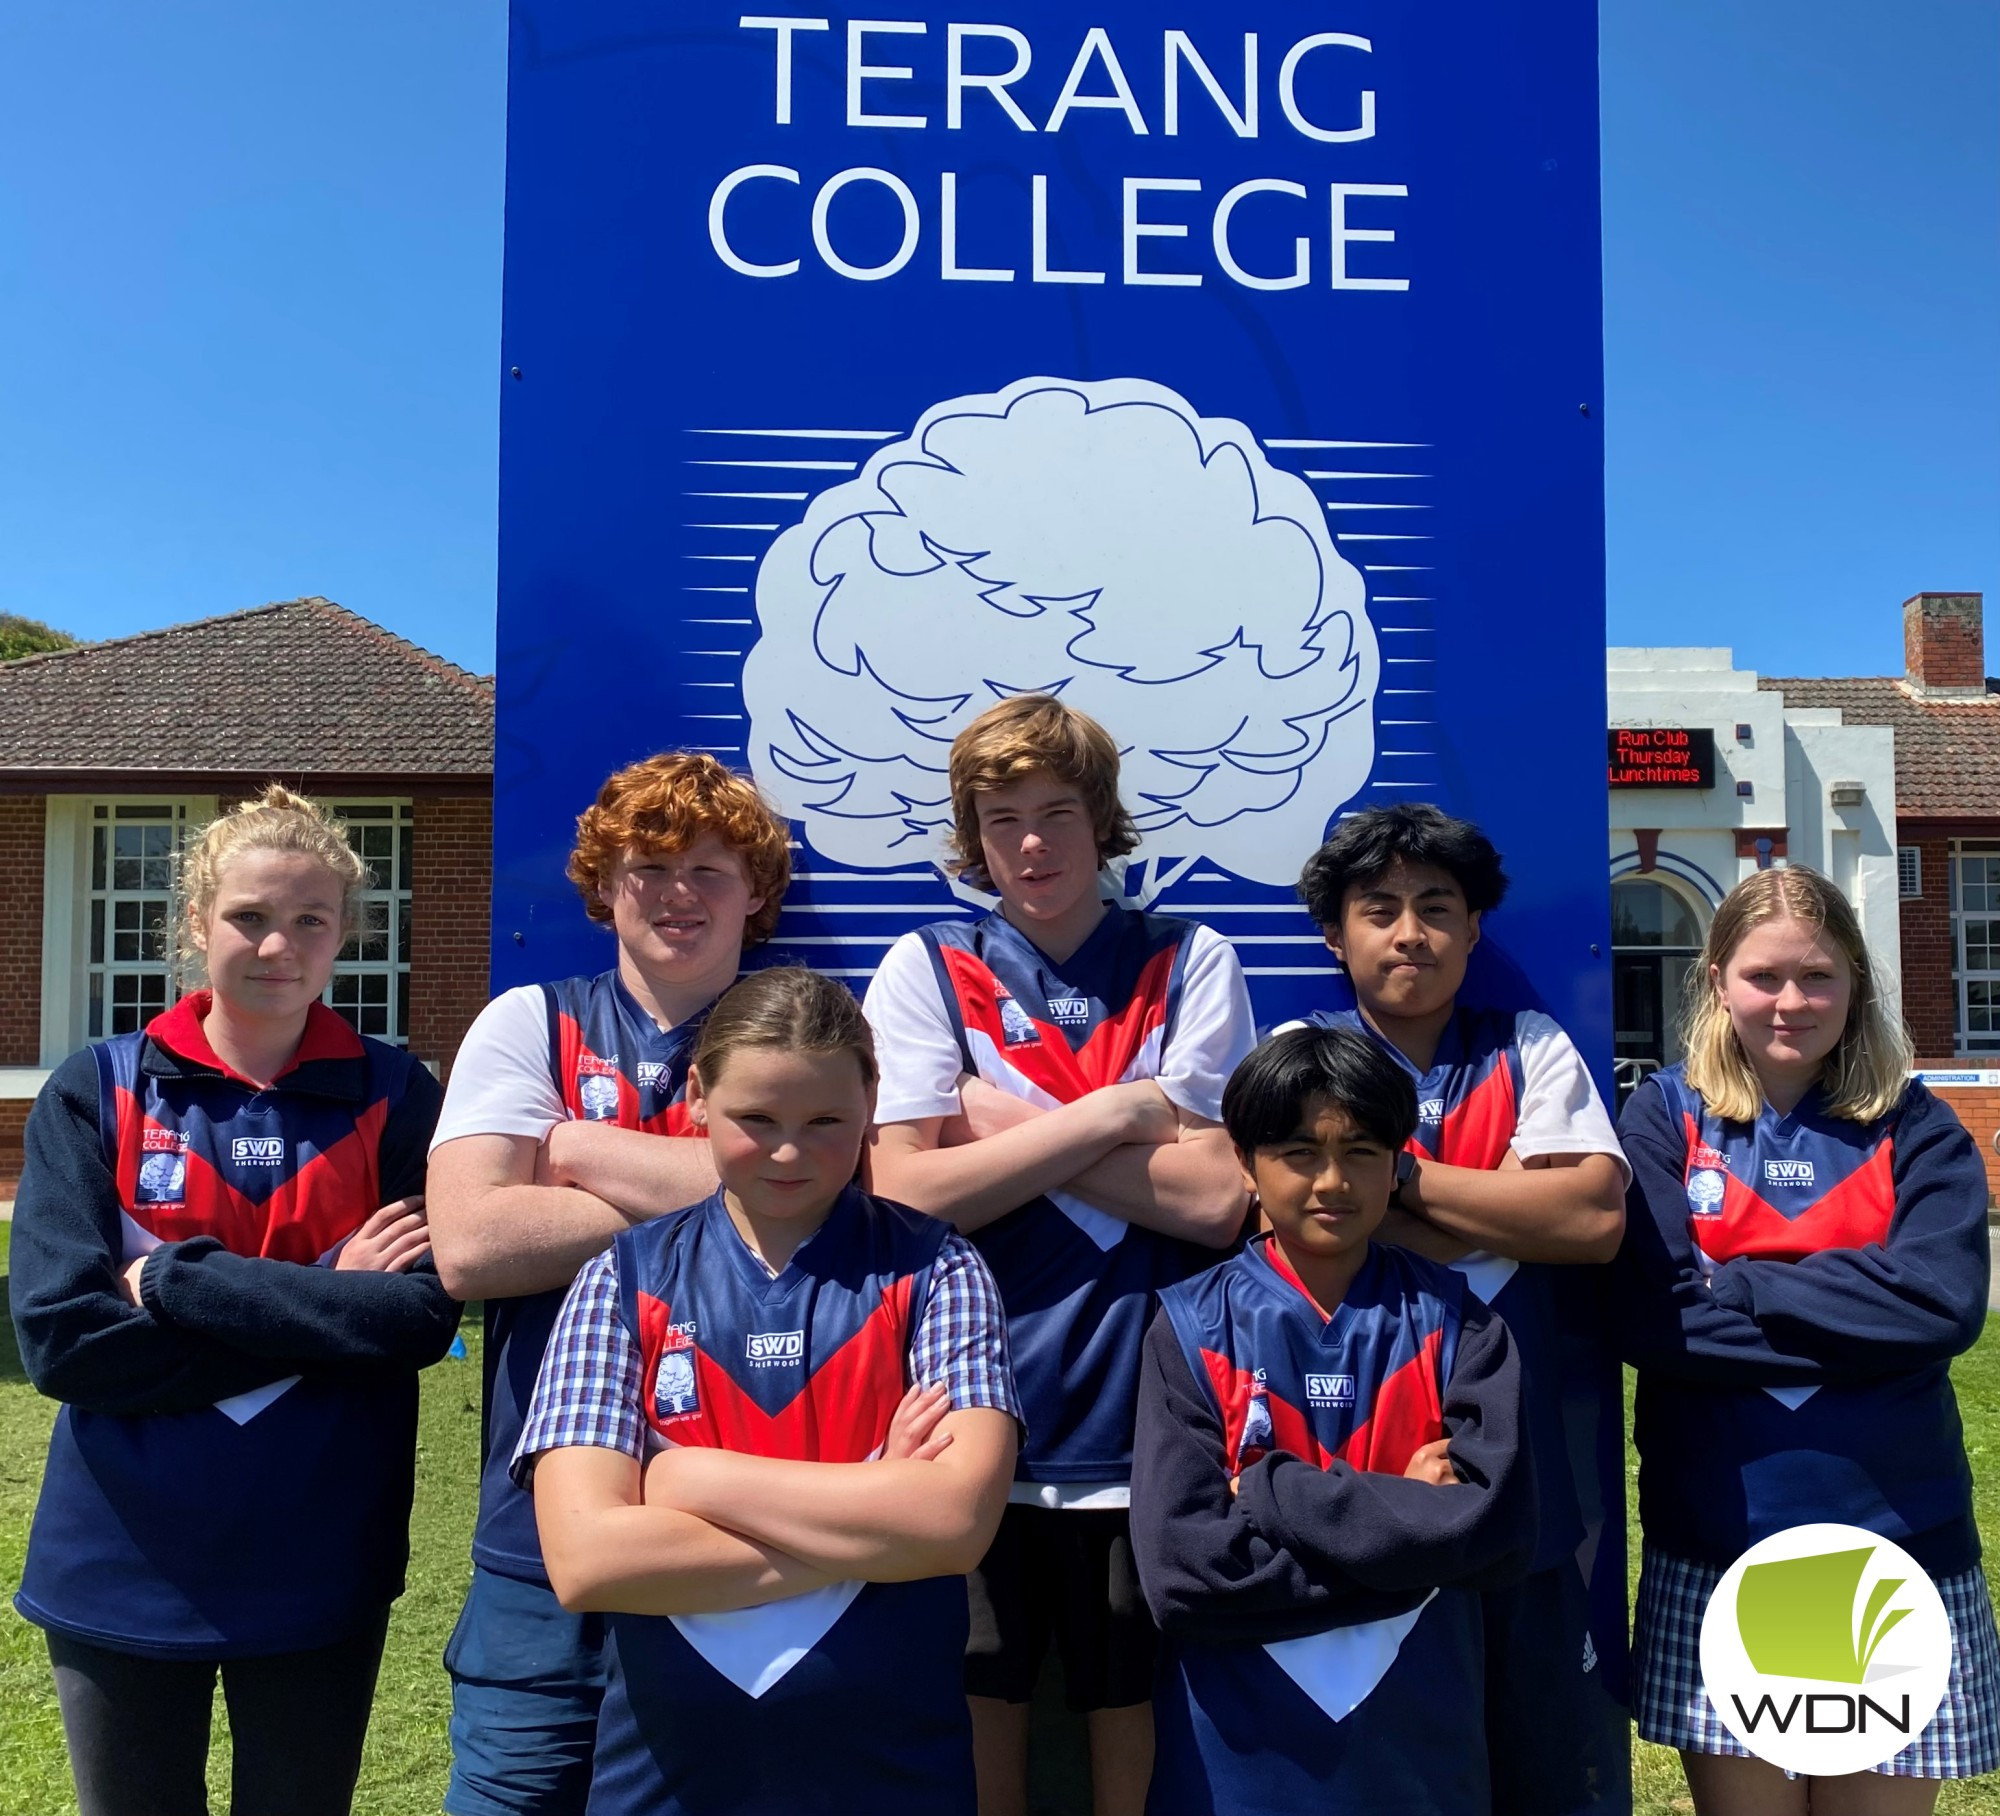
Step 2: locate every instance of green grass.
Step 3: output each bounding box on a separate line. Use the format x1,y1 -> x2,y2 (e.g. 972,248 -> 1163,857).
1627,1334 -> 2000,1815
2,1215 -> 1997,1813
0,1224 -> 481,1816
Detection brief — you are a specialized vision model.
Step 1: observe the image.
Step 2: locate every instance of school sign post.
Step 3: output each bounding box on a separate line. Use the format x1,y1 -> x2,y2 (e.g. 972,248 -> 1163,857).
493,0 -> 1618,1748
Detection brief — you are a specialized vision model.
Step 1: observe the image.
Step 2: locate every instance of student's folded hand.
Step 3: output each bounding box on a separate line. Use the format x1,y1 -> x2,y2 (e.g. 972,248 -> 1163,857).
1401,1438 -> 1458,1486
950,1077 -> 1045,1143
335,1197 -> 432,1275
883,1382 -> 955,1462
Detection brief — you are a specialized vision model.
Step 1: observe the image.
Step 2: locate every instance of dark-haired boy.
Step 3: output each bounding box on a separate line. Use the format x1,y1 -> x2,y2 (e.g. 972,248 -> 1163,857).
1284,804 -> 1628,1816
1131,1025 -> 1536,1814
866,694 -> 1256,1816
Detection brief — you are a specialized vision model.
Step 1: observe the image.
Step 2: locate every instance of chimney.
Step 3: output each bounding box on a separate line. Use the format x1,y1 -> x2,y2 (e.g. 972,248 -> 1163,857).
1903,592 -> 1987,696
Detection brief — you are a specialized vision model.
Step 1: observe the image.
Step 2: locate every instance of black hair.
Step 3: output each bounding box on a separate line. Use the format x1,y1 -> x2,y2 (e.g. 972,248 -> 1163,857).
1296,803 -> 1510,927
1221,1026 -> 1418,1156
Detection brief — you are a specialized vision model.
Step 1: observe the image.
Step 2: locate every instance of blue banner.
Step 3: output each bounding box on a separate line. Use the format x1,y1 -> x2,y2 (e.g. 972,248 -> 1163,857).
494,0 -> 1609,1063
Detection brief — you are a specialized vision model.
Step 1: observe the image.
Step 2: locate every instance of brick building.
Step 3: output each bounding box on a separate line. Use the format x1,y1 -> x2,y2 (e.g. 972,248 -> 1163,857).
0,598 -> 493,1188
1607,591 -> 2000,1193
1763,592 -> 2000,1188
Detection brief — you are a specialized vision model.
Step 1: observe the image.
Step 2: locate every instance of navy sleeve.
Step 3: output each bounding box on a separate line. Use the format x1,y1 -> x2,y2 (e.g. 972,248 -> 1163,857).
376,1058 -> 443,1203
1235,1292 -> 1538,1598
134,1059 -> 461,1371
1612,1078 -> 1986,1384
8,1055 -> 298,1416
1129,1300 -> 1536,1645
1704,1084 -> 1989,1371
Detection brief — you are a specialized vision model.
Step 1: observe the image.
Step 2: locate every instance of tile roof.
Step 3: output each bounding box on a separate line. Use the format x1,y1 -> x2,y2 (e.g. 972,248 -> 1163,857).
0,597 -> 492,781
1761,673 -> 2000,819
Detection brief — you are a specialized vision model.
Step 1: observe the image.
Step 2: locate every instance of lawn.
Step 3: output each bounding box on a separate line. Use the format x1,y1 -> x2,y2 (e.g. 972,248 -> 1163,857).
1,1220 -> 1997,1814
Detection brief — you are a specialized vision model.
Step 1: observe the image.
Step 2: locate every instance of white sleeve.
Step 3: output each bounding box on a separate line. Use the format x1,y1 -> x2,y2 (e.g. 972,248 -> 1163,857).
1510,1011 -> 1631,1183
429,986 -> 567,1151
863,933 -> 969,1126
1156,925 -> 1257,1122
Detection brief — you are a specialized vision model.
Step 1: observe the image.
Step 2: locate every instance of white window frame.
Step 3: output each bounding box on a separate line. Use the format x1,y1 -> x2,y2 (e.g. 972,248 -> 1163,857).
325,799 -> 414,1046
1952,841 -> 2000,1053
76,798 -> 207,1044
1898,846 -> 1923,899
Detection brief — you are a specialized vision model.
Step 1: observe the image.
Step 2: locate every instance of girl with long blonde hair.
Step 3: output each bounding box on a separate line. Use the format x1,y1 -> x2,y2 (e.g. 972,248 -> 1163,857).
11,786 -> 460,1816
1617,865 -> 1999,1812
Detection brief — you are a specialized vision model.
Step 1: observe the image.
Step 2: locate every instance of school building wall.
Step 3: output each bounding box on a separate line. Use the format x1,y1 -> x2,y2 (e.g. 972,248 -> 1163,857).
0,790 -> 492,1193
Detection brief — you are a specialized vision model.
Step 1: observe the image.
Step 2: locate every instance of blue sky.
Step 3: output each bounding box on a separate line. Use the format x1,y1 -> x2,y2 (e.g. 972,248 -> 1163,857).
0,2 -> 1992,679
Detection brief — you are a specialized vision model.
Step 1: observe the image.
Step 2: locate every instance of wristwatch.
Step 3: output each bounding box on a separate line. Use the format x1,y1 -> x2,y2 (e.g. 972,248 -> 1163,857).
1389,1149 -> 1416,1210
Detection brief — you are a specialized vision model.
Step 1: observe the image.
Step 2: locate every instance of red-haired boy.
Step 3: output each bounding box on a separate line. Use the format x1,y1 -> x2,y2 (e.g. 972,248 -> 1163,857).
428,754 -> 792,1816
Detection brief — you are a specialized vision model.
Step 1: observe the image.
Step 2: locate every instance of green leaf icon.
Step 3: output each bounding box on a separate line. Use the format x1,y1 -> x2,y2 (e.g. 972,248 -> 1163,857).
1736,1547 -> 1911,1684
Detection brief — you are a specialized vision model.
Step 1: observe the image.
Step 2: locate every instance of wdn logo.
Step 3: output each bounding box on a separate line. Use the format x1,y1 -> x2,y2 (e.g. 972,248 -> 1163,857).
230,1137 -> 286,1166
746,1330 -> 805,1366
1699,1522 -> 1952,1775
1764,1159 -> 1817,1188
1306,1373 -> 1356,1408
1046,994 -> 1091,1026
1417,1098 -> 1445,1124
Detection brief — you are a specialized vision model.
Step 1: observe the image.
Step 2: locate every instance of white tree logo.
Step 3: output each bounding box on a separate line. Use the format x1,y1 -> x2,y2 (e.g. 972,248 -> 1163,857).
741,377 -> 1379,898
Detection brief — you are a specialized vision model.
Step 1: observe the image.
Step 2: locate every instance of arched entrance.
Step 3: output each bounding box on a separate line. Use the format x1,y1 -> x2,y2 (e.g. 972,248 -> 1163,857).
1612,877 -> 1707,1108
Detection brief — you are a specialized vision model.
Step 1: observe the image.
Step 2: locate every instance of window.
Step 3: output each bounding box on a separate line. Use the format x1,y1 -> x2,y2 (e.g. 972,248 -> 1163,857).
327,802 -> 413,1044
1953,844 -> 2000,1052
85,802 -> 192,1037
1899,847 -> 1923,899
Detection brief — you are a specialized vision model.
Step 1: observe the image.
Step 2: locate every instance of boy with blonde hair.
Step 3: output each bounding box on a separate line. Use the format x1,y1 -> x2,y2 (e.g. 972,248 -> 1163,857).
866,694 -> 1256,1816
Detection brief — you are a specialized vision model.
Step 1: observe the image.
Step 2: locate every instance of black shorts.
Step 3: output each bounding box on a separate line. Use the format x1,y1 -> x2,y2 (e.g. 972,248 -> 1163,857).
1484,1562 -> 1629,1816
964,1504 -> 1157,1711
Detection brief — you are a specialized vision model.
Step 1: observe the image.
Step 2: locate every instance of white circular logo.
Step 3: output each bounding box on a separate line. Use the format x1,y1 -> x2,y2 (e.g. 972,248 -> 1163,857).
1698,1523 -> 1952,1776
1686,1168 -> 1727,1215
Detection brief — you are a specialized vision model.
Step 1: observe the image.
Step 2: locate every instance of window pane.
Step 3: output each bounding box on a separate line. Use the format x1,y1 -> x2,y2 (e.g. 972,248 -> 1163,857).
92,827 -> 106,891
398,824 -> 413,884
1611,880 -> 1704,950
90,898 -> 105,964
396,900 -> 410,965
88,972 -> 103,1038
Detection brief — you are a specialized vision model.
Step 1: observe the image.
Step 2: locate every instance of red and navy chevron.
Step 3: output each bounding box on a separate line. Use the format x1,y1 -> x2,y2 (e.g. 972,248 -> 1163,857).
584,1188 -> 972,1816
1654,1069 -> 1897,1265
1304,1007 -> 1524,1170
918,905 -> 1209,1484
95,995 -> 387,1261
1161,1238 -> 1458,1482
474,970 -> 710,1583
618,1188 -> 945,1463
545,971 -> 703,1136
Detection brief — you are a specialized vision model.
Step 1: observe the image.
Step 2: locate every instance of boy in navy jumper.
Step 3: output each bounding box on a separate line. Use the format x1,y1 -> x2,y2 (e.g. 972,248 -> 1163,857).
515,967 -> 1021,1816
1131,1025 -> 1536,1815
1283,805 -> 1628,1815
865,694 -> 1256,1816
427,754 -> 793,1816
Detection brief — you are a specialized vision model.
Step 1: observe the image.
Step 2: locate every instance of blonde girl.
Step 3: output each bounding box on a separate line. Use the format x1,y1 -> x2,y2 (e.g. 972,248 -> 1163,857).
1616,866 -> 1999,1813
11,785 -> 460,1816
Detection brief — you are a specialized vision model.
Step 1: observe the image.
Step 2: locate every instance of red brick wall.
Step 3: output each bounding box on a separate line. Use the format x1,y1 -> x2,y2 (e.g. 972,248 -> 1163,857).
0,1101 -> 26,1196
1900,836 -> 1956,1058
1904,592 -> 1985,692
1915,1077 -> 2000,1204
0,795 -> 45,1067
409,795 -> 492,1075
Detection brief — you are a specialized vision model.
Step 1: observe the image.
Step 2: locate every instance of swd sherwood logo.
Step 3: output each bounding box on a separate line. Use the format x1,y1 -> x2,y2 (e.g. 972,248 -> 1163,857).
1699,1523 -> 1953,1775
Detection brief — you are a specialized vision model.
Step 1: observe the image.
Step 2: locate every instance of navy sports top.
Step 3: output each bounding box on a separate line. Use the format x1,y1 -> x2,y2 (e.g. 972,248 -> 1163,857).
472,969 -> 707,1582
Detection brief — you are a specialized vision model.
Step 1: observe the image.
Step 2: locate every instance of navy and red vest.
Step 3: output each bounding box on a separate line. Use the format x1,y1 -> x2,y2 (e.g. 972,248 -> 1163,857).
1304,1007 -> 1587,1574
921,905 -> 1215,1484
1636,1067 -> 1979,1573
1152,1241 -> 1488,1816
473,970 -> 707,1583
585,1187 -> 972,1816
18,1000 -> 429,1657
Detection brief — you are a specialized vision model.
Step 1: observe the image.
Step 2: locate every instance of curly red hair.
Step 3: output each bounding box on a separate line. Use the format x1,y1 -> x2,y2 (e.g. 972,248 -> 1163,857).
568,754 -> 792,946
